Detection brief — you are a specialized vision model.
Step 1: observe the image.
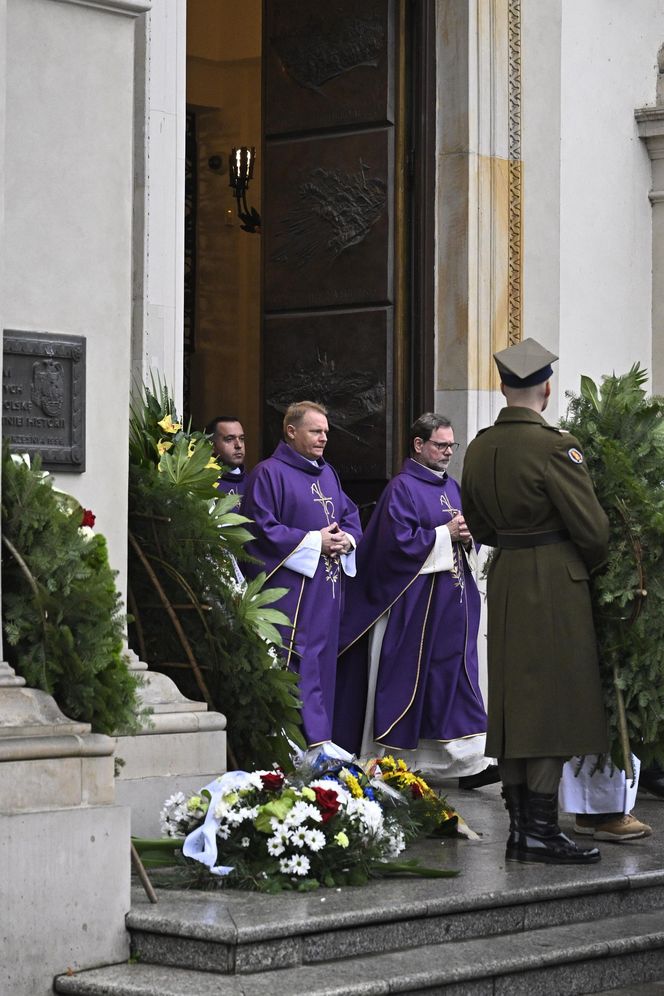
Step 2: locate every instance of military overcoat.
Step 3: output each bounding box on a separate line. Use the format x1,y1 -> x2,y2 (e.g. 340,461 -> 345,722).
461,407 -> 609,759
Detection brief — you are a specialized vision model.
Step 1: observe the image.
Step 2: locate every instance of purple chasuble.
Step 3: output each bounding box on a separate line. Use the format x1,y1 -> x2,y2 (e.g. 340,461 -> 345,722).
215,466 -> 246,505
333,458 -> 486,754
241,441 -> 362,746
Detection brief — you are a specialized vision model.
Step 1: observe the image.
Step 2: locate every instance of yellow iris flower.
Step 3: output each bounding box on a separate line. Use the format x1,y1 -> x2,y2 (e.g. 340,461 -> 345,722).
157,439 -> 173,456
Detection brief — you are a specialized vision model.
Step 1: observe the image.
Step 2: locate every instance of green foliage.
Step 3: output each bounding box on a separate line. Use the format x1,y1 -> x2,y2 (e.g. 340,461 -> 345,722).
561,364 -> 664,765
1,447 -> 142,734
128,382 -> 305,769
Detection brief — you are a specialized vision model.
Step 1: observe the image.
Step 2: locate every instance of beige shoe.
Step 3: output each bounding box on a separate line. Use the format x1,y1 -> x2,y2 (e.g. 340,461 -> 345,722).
628,811 -> 652,837
574,813 -> 649,842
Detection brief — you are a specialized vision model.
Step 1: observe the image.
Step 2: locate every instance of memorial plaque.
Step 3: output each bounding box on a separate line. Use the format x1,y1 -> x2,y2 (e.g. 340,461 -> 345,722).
2,330 -> 86,472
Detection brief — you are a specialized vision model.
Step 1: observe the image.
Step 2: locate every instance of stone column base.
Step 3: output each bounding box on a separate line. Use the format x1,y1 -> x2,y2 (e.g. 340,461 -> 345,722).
0,664 -> 130,996
116,653 -> 227,836
0,804 -> 130,996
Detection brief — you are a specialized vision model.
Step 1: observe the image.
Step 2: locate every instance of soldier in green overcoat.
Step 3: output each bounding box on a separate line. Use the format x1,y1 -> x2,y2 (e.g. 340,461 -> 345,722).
461,338 -> 609,865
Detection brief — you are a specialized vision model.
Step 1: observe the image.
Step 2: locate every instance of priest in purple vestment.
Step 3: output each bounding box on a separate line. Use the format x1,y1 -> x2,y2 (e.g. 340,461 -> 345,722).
206,415 -> 247,505
241,401 -> 362,747
333,413 -> 490,781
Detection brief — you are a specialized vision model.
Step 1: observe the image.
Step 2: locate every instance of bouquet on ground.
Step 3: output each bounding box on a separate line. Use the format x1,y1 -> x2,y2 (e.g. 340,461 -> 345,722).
366,754 -> 461,836
147,751 -> 461,892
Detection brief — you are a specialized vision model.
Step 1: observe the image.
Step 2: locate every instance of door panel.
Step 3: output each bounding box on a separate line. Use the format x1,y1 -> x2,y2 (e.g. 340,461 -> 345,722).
264,1 -> 395,134
264,307 -> 393,480
264,130 -> 393,311
262,0 -> 404,502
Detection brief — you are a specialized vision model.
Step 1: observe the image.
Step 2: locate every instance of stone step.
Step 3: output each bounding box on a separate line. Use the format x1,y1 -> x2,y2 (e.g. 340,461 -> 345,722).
54,908 -> 664,995
121,867 -> 664,975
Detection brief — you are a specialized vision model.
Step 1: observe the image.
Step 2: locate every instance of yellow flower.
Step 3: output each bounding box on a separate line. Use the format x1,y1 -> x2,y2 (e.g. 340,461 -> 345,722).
334,831 -> 349,848
343,773 -> 364,799
157,439 -> 173,456
205,457 -> 220,471
300,787 -> 316,802
187,440 -> 196,458
157,413 -> 181,434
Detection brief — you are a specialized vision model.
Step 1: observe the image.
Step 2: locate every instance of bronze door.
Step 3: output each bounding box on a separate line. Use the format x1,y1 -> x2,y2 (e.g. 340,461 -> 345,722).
261,0 -> 433,508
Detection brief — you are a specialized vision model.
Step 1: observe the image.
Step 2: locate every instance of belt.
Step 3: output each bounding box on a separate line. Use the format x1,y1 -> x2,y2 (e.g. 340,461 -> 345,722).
495,529 -> 570,549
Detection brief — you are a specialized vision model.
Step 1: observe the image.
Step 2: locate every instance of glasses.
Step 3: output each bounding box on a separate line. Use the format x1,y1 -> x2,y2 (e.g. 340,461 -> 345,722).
426,440 -> 459,453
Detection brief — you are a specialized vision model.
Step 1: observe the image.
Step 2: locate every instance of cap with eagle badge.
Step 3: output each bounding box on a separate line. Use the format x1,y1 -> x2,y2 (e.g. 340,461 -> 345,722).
494,337 -> 558,388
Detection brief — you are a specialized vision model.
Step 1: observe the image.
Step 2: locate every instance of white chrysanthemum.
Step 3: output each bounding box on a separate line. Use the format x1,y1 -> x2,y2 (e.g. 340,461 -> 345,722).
290,827 -> 308,848
267,836 -> 285,857
384,830 -> 406,858
290,854 -> 311,876
214,801 -> 231,820
346,798 -> 385,836
246,772 -> 266,791
241,837 -> 251,848
226,806 -> 256,827
304,828 -> 326,852
217,825 -> 230,841
279,856 -> 293,874
162,792 -> 187,811
272,827 -> 291,849
285,801 -> 322,826
159,792 -> 191,835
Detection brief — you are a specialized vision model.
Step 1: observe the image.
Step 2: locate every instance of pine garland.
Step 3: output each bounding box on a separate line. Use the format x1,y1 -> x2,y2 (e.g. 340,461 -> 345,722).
560,365 -> 664,767
2,447 -> 142,734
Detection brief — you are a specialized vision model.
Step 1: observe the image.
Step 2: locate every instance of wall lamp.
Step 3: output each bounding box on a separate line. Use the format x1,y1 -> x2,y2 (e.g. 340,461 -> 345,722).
229,146 -> 261,234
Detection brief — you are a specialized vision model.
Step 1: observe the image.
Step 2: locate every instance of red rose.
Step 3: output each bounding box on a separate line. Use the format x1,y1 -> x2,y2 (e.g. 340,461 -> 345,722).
81,509 -> 96,528
313,785 -> 341,823
260,771 -> 284,791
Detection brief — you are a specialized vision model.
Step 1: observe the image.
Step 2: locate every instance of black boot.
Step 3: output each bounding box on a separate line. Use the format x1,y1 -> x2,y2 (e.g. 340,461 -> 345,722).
459,764 -> 501,790
502,784 -> 526,860
510,789 -> 601,865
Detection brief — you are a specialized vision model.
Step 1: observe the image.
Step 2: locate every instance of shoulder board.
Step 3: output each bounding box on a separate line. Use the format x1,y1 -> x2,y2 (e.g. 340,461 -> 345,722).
541,424 -> 567,434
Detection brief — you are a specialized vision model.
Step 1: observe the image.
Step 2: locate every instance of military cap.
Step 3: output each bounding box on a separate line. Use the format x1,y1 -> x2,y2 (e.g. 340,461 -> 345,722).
494,337 -> 558,388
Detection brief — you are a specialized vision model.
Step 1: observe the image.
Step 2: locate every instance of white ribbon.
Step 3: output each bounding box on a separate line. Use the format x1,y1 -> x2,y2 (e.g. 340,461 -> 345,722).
182,770 -> 254,877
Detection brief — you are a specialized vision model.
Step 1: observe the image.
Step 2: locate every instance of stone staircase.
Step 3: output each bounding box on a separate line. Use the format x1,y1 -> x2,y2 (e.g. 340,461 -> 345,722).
53,789 -> 664,995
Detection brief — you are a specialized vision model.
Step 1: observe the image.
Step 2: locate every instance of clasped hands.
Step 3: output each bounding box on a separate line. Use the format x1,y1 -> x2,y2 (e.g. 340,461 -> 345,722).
320,522 -> 352,557
447,514 -> 472,547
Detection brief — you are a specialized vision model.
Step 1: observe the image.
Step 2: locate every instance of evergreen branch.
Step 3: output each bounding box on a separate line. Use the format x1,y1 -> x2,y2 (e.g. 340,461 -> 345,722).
2,533 -> 50,686
613,498 -> 647,625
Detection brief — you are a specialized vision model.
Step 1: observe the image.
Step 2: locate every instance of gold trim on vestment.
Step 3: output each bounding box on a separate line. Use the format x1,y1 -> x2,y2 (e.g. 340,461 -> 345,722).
285,576 -> 306,669
265,539 -> 310,583
339,566 -> 429,655
374,573 -> 436,741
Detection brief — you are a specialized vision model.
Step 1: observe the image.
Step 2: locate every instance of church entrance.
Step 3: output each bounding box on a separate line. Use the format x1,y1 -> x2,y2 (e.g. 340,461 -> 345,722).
185,0 -> 435,507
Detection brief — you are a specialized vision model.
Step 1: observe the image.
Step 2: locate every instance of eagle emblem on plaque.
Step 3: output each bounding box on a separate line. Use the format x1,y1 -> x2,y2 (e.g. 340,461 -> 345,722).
31,357 -> 65,416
